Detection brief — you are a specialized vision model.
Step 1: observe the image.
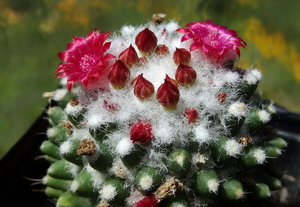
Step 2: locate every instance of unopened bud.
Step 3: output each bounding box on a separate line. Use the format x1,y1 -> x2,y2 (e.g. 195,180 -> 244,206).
156,75 -> 180,110
175,63 -> 197,86
185,108 -> 199,124
154,44 -> 169,55
108,60 -> 130,89
118,44 -> 140,68
135,28 -> 158,54
132,74 -> 155,100
173,48 -> 191,65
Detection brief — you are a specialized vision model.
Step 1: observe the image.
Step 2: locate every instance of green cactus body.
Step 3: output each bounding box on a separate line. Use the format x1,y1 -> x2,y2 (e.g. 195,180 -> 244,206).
40,18 -> 286,206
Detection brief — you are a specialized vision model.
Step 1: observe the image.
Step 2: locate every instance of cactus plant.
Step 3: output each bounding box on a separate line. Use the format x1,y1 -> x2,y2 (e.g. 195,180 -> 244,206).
41,15 -> 286,206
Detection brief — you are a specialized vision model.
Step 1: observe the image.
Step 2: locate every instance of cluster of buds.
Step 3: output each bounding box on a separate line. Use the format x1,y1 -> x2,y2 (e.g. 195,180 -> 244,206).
41,16 -> 286,207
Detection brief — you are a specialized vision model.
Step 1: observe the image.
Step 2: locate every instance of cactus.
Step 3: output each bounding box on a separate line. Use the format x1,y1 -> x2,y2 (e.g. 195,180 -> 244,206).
41,15 -> 287,206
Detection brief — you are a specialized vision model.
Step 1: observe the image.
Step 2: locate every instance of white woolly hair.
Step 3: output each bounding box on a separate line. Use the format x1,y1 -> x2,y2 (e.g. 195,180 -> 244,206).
52,88 -> 68,102
69,180 -> 80,193
139,174 -> 153,190
224,139 -> 243,157
207,178 -> 219,193
243,68 -> 262,85
258,110 -> 271,123
100,184 -> 117,201
228,102 -> 247,117
46,127 -> 57,137
116,138 -> 134,157
85,165 -> 107,189
253,148 -> 266,164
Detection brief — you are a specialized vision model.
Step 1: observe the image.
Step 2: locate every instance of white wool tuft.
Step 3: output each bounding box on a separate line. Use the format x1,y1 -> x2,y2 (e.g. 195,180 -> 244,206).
258,110 -> 271,123
139,175 -> 153,190
86,165 -> 106,188
64,101 -> 84,115
253,148 -> 266,164
69,181 -> 79,193
207,179 -> 219,193
267,103 -> 276,114
228,102 -> 247,117
100,184 -> 117,201
46,127 -> 57,137
59,140 -> 72,154
53,88 -> 68,101
116,138 -> 134,157
194,125 -> 212,144
224,140 -> 243,157
243,69 -> 262,85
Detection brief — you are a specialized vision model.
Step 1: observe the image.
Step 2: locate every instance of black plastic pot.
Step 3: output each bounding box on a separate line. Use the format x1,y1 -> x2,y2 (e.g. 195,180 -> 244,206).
0,104 -> 299,207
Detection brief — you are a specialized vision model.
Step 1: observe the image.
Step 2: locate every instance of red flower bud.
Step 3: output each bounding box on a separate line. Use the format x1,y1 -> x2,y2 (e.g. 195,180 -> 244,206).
135,28 -> 158,54
185,108 -> 199,124
156,75 -> 180,110
165,74 -> 179,88
118,44 -> 140,68
130,120 -> 153,144
132,74 -> 155,100
217,92 -> 227,102
139,56 -> 148,65
135,194 -> 158,207
173,48 -> 191,65
175,63 -> 197,86
108,60 -> 130,89
154,44 -> 169,55
103,100 -> 119,112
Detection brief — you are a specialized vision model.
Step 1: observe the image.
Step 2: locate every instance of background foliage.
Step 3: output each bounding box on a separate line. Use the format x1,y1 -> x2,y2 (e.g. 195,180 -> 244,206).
1,0 -> 299,158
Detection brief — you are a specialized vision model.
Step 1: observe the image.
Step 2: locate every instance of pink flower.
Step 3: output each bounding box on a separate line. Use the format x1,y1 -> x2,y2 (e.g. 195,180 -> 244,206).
55,31 -> 116,91
176,20 -> 246,63
130,120 -> 153,144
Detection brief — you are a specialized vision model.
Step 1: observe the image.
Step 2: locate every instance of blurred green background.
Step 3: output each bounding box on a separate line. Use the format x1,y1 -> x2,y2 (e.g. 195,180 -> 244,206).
1,0 -> 300,158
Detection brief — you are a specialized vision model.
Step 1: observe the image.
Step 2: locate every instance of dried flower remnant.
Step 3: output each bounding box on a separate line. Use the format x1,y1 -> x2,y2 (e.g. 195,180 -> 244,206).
130,120 -> 153,144
77,138 -> 96,155
152,13 -> 166,26
135,28 -> 158,54
176,20 -> 246,63
55,31 -> 115,91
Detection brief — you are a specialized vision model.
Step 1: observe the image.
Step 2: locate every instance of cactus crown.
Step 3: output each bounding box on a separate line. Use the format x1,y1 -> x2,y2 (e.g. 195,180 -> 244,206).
41,15 -> 286,207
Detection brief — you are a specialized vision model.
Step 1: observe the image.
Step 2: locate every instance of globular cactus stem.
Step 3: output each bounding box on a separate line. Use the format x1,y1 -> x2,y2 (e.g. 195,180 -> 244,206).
40,15 -> 287,207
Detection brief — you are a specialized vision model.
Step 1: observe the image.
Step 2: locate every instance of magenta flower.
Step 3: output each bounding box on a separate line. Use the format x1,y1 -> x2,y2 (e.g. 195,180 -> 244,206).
55,31 -> 116,91
176,20 -> 246,63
